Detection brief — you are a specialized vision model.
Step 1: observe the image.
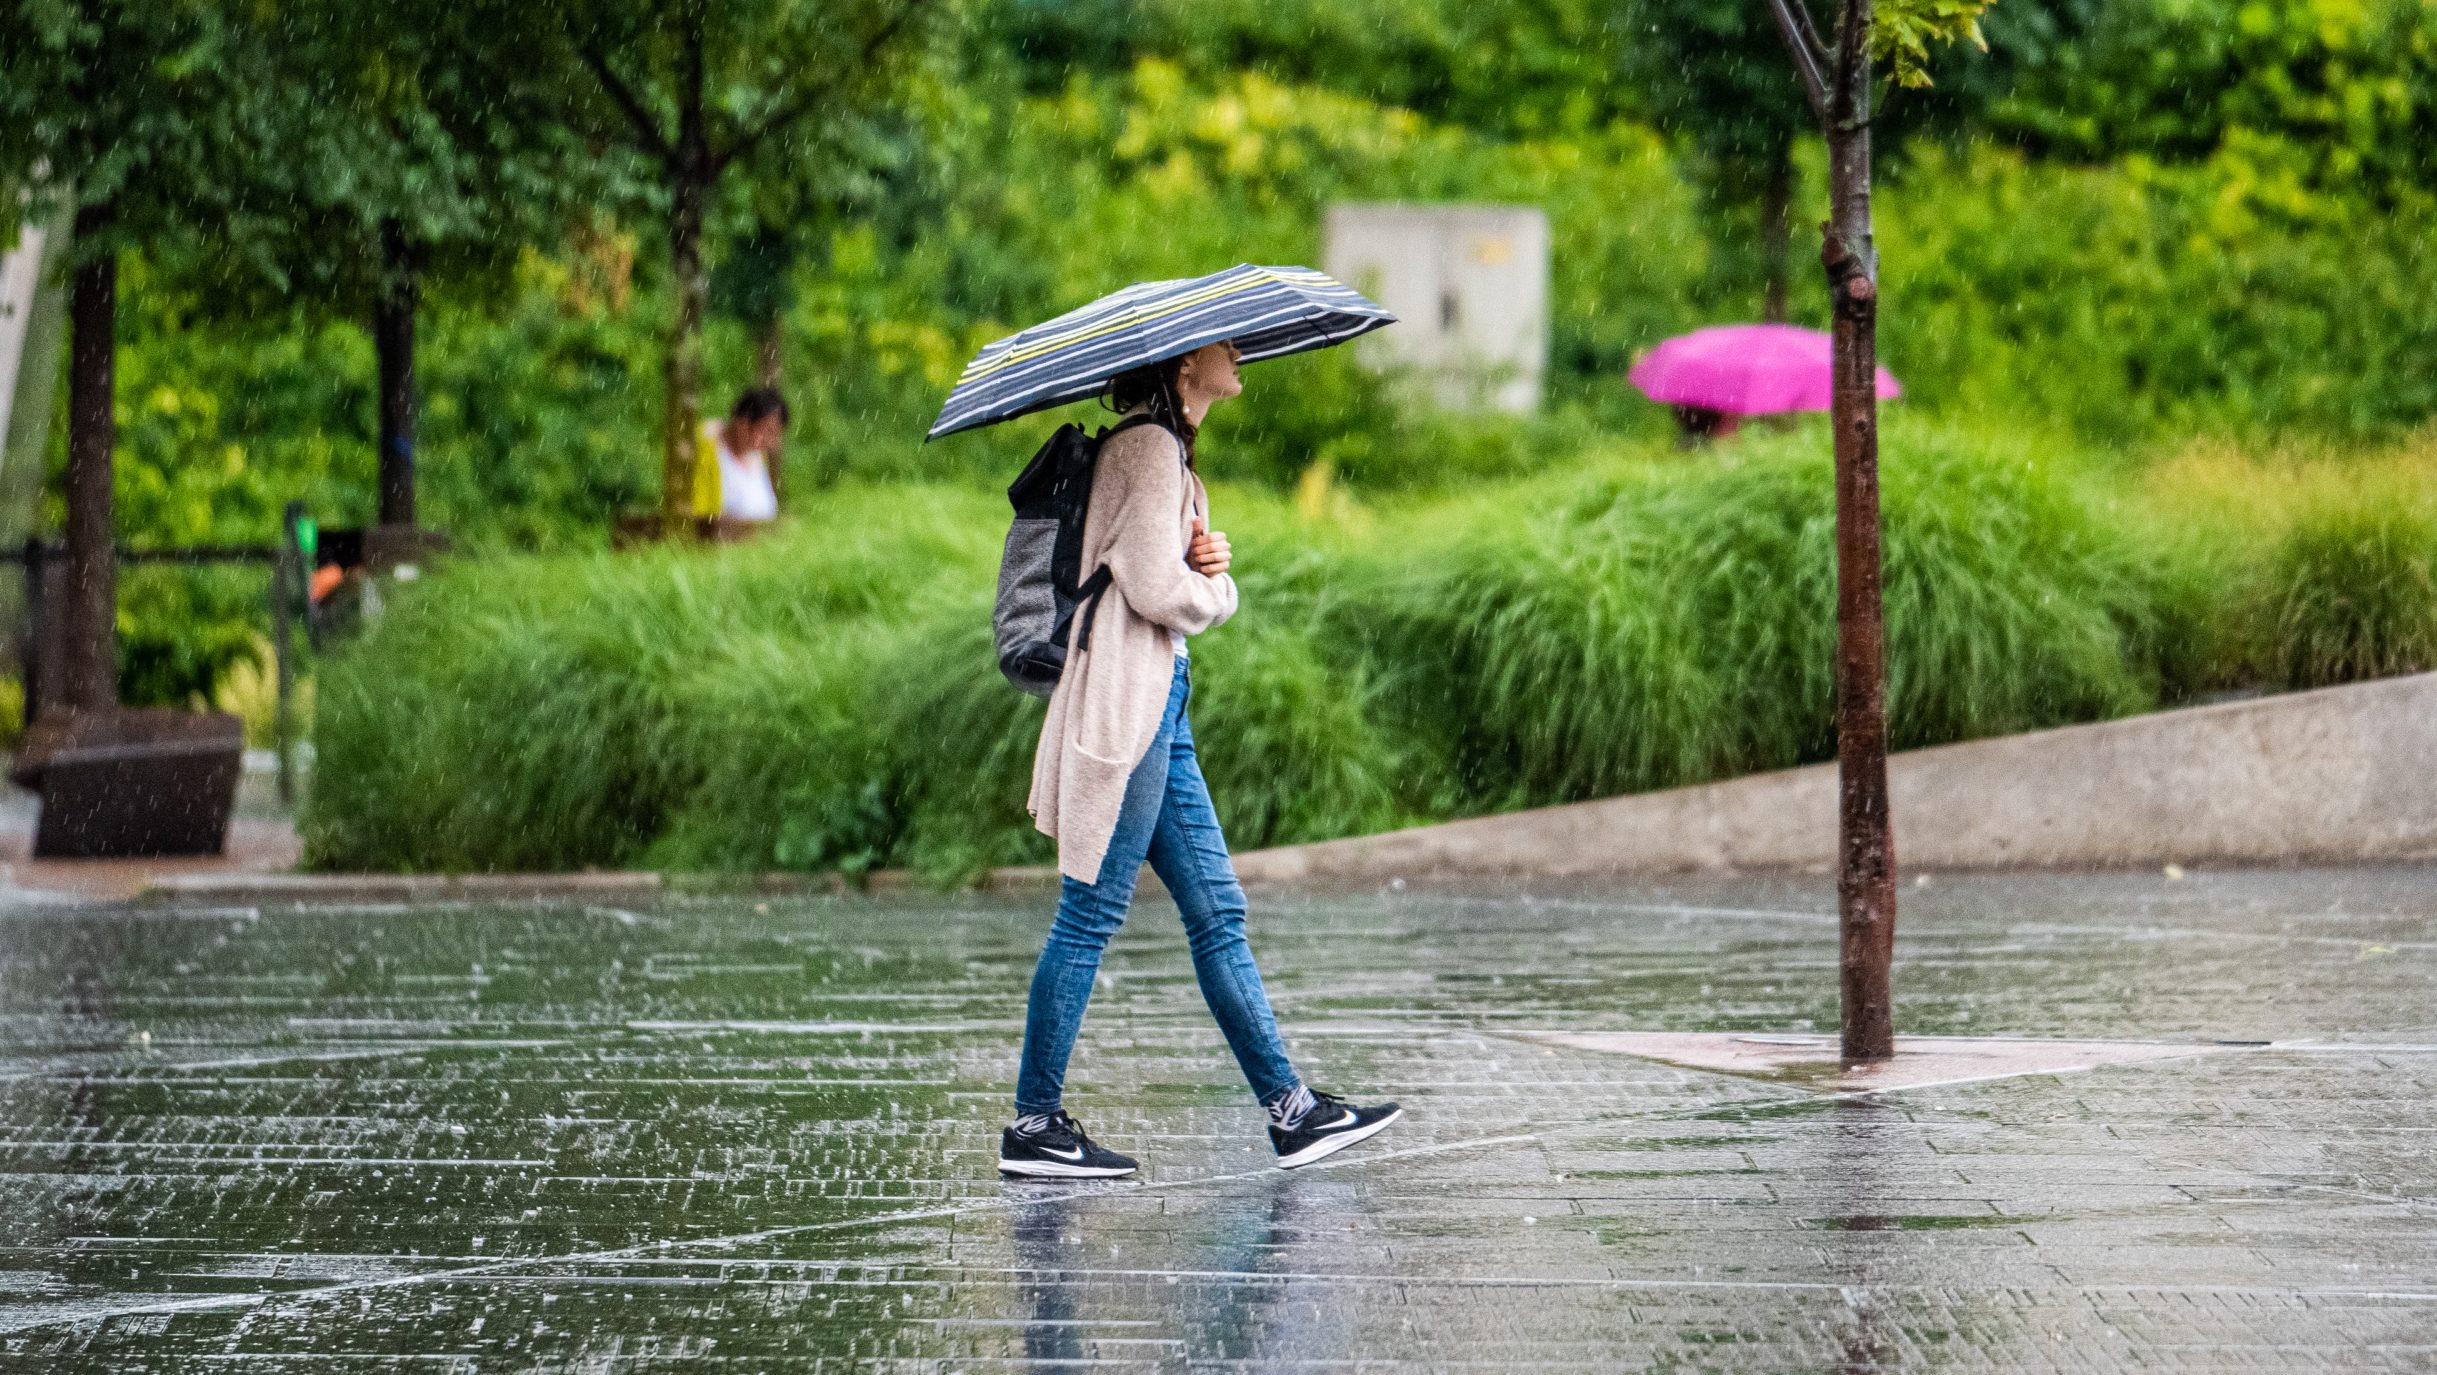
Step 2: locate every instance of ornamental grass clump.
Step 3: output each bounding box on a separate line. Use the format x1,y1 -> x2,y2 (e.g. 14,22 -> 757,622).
2267,502 -> 2437,689
306,558 -> 695,872
306,480 -> 1426,880
315,423 -> 2403,882
2129,435 -> 2437,694
305,485 -> 1005,873
1345,419 -> 2162,807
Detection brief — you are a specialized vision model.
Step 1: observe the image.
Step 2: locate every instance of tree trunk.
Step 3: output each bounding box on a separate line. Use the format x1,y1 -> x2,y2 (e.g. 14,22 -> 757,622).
755,310 -> 781,389
660,176 -> 708,535
756,312 -> 783,505
1821,0 -> 1897,1064
1760,147 -> 1793,324
659,18 -> 712,537
58,205 -> 118,716
375,219 -> 418,529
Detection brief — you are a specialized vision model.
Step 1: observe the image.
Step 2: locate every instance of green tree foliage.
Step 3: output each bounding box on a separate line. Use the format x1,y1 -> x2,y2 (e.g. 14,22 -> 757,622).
176,0 -> 548,316
26,0 -> 2437,714
0,0 -> 305,711
1986,0 -> 2437,208
0,1 -> 278,272
985,0 -> 1634,137
1874,0 -> 1997,86
430,0 -> 957,527
1619,0 -> 1814,318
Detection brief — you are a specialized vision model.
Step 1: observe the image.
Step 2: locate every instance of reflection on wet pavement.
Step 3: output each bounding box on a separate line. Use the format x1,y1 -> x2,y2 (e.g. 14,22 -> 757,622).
4,868 -> 2436,1368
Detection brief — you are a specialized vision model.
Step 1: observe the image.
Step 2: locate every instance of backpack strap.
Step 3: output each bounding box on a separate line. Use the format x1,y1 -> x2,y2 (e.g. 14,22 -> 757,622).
1071,564 -> 1115,653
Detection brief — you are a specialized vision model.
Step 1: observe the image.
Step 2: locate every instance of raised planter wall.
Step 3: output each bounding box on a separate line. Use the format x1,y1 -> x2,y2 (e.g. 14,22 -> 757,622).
1233,672 -> 2437,884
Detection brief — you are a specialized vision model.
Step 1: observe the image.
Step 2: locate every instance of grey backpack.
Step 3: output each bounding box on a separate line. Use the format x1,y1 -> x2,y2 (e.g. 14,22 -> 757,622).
994,415 -> 1167,696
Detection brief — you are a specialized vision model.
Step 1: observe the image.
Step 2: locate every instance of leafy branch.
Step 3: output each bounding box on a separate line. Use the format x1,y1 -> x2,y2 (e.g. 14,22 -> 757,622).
1874,0 -> 1994,87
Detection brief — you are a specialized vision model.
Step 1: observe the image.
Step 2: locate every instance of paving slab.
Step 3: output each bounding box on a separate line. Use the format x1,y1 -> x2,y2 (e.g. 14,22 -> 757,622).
1525,1030 -> 2228,1092
1,867 -> 2434,1369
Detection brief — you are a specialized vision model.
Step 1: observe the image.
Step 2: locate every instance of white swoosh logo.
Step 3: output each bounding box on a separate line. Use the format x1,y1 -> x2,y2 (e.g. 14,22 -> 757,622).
1043,1144 -> 1085,1160
1314,1111 -> 1359,1133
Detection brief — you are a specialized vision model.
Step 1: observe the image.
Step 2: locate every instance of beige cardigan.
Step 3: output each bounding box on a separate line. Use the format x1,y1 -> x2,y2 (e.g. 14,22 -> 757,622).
1027,420 -> 1238,881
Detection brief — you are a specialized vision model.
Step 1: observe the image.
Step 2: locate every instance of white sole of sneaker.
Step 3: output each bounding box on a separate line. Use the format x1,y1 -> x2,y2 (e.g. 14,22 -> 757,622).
996,1157 -> 1137,1179
1275,1107 -> 1405,1170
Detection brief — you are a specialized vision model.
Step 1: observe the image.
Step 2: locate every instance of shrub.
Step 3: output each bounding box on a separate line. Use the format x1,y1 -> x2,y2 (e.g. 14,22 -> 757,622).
2128,434 -> 2437,693
2268,504 -> 2437,688
311,421 -> 2437,881
306,479 -> 1433,880
1343,419 -> 2161,804
304,485 -> 1003,873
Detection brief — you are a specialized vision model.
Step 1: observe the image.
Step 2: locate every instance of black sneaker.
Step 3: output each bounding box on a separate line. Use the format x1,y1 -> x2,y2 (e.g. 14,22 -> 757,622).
1269,1090 -> 1403,1169
997,1111 -> 1139,1179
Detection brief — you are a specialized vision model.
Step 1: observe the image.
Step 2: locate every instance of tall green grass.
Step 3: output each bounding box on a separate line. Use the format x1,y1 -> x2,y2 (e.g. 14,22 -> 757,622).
305,482 -> 1422,878
2268,505 -> 2437,686
306,485 -> 1004,874
308,422 -> 2437,879
2130,437 -> 2437,693
1340,420 -> 2160,805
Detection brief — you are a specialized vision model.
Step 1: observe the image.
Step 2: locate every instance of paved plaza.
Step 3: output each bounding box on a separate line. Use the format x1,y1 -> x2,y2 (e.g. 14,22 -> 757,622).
3,867 -> 2435,1369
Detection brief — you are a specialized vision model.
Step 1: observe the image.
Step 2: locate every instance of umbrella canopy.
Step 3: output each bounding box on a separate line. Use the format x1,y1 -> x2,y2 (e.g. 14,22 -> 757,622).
1628,323 -> 1900,417
928,264 -> 1394,440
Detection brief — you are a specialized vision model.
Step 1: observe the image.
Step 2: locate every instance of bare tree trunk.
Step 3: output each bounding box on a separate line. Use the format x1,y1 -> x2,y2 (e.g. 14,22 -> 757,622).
755,311 -> 781,389
1764,0 -> 1898,1062
660,184 -> 708,535
1761,148 -> 1793,324
1820,0 -> 1896,1064
375,219 -> 418,529
58,205 -> 118,716
756,313 -> 783,506
659,22 -> 711,537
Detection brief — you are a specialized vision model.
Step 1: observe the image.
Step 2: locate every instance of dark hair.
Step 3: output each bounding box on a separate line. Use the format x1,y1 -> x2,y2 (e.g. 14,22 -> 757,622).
1107,356 -> 1197,468
730,386 -> 790,426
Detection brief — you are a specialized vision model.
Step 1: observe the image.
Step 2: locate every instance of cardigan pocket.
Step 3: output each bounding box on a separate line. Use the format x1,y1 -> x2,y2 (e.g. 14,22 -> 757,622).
1074,696 -> 1140,766
1075,738 -> 1136,766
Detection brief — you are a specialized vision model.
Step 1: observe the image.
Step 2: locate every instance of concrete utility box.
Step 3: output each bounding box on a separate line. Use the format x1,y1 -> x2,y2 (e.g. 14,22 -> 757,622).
1,209 -> 68,681
1,211 -> 64,545
1324,203 -> 1549,413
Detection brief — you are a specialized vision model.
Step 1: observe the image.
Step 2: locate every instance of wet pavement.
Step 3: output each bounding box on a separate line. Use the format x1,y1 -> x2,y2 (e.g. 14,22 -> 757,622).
3,867 -> 2435,1370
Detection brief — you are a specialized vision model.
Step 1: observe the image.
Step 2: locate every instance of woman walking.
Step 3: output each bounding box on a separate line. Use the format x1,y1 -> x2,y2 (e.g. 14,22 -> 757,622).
999,339 -> 1402,1179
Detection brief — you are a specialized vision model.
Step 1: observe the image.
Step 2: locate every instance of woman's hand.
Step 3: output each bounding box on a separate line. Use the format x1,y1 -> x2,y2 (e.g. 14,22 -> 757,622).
1188,519 -> 1232,577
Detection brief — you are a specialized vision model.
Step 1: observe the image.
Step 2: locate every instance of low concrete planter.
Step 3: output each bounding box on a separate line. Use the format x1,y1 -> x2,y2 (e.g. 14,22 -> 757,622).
1232,671 -> 2437,883
11,708 -> 244,858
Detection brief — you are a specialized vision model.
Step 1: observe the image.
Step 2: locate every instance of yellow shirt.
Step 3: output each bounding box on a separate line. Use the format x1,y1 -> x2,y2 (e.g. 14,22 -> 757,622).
691,424 -> 724,519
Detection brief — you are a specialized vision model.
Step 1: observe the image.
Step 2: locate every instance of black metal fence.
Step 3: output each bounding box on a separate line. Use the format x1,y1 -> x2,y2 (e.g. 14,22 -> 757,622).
16,501 -> 317,802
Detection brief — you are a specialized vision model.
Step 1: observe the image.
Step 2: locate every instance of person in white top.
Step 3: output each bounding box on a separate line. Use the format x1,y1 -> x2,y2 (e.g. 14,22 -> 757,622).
707,388 -> 788,522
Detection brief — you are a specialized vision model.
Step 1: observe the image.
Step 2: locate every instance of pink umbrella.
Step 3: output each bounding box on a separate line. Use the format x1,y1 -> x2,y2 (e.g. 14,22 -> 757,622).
1628,323 -> 1900,416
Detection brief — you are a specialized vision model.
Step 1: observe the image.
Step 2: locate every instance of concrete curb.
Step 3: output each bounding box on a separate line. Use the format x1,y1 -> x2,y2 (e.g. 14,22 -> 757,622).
137,867 -> 1070,905
142,871 -> 663,906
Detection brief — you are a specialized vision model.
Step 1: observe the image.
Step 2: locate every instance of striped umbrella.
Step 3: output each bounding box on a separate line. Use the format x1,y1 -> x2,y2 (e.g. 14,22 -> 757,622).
927,264 -> 1395,440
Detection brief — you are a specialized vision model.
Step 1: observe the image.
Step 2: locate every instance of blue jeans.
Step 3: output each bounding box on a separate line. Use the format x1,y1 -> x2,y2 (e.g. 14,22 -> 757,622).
1015,660 -> 1301,1115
